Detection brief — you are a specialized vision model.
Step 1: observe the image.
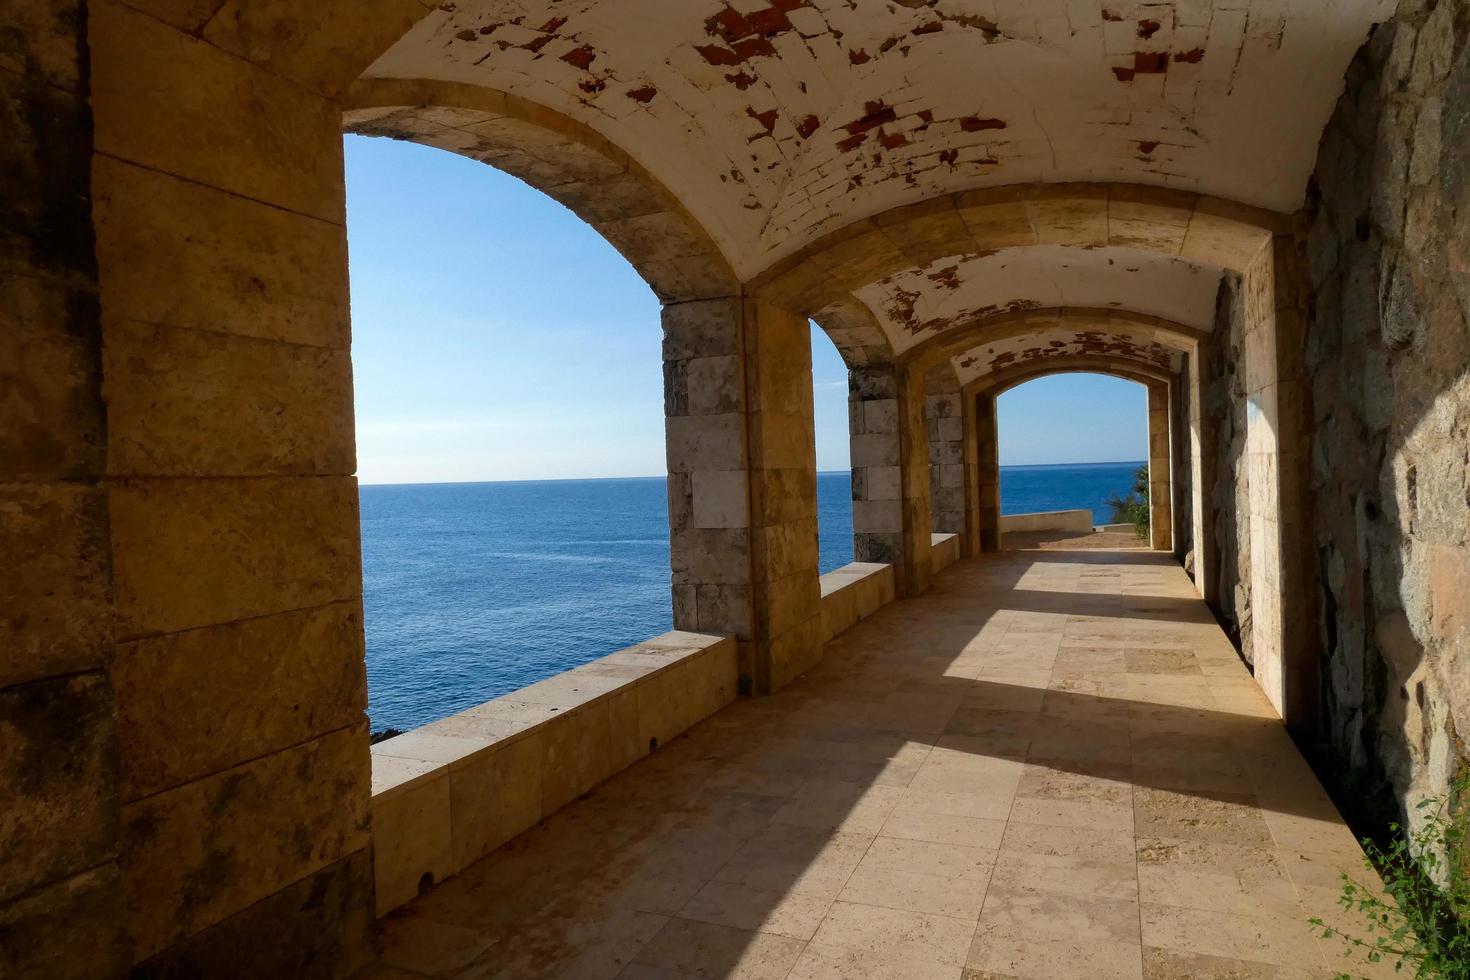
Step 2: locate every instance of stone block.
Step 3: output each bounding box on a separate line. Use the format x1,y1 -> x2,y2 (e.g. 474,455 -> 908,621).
862,465 -> 902,501
201,0 -> 431,98
104,320 -> 355,477
130,849 -> 373,979
447,731 -> 542,870
1031,184 -> 1109,246
760,569 -> 820,639
0,482 -> 112,688
114,601 -> 366,800
371,774 -> 451,917
1106,185 -> 1195,252
122,726 -> 370,962
0,0 -> 87,89
684,355 -> 742,415
748,410 -> 815,471
0,73 -> 93,284
751,518 -> 819,584
0,274 -> 103,480
90,0 -> 344,223
606,684 -> 645,774
751,468 -> 817,526
956,188 -> 1037,249
690,470 -> 749,529
692,582 -> 753,636
670,527 -> 750,585
853,498 -> 903,534
767,617 -> 822,691
850,433 -> 900,468
0,673 -> 117,905
0,863 -> 128,980
109,476 -> 360,637
540,706 -> 584,814
663,299 -> 741,361
93,156 -> 348,348
665,414 -> 745,472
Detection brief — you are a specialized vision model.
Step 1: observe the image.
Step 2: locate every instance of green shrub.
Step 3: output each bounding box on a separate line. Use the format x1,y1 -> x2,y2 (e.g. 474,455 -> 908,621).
1104,464 -> 1150,540
1312,770 -> 1470,978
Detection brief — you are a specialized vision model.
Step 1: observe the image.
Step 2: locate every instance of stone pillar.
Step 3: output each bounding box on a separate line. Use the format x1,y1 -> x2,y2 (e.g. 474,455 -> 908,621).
664,298 -> 820,695
1146,382 -> 1174,552
1,5 -> 128,975
849,364 -> 931,596
1240,236 -> 1318,729
84,3 -> 382,972
974,392 -> 1002,552
925,364 -> 970,549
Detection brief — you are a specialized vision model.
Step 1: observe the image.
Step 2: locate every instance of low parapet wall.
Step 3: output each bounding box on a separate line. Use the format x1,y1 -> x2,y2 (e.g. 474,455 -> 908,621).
368,630 -> 736,916
999,509 -> 1094,533
819,562 -> 896,644
930,532 -> 961,573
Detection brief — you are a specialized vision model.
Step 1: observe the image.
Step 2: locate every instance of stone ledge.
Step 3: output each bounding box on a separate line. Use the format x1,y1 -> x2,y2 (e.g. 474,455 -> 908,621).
929,532 -> 961,574
368,630 -> 736,917
999,509 -> 1095,533
818,562 -> 896,644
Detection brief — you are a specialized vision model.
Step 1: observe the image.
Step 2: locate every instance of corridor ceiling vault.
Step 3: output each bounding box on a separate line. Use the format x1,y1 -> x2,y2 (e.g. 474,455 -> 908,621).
366,0 -> 1395,279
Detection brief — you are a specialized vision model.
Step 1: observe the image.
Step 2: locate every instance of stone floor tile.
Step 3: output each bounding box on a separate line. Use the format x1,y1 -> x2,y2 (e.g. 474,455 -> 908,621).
378,914 -> 496,976
839,864 -> 988,919
893,787 -> 1016,824
628,917 -> 805,979
1140,902 -> 1326,970
1139,947 -> 1317,979
1007,797 -> 1134,832
860,834 -> 998,881
789,941 -> 965,980
977,889 -> 1141,944
998,820 -> 1137,866
712,828 -> 873,899
966,922 -> 1144,980
879,807 -> 1008,850
677,879 -> 834,941
987,851 -> 1140,903
810,901 -> 976,967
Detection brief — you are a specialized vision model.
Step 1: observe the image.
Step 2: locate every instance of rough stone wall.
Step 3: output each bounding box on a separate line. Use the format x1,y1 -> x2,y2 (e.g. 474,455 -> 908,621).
1203,273 -> 1254,661
924,364 -> 965,539
0,2 -> 129,976
1305,0 -> 1470,832
1172,360 -> 1196,569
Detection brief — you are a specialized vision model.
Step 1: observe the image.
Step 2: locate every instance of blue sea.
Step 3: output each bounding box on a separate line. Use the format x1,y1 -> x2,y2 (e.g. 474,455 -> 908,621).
362,461 -> 1141,731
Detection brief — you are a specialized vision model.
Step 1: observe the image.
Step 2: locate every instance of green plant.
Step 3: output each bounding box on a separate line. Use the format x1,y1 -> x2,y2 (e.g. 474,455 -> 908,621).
1104,464 -> 1150,539
1311,771 -> 1470,978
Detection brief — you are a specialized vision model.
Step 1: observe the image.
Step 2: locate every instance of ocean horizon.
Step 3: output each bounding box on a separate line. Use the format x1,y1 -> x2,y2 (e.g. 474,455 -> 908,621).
362,461 -> 1143,731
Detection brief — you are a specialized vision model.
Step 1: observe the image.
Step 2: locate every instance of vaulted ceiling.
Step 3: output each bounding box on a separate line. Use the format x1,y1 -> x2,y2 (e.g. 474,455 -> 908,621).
366,0 -> 1391,279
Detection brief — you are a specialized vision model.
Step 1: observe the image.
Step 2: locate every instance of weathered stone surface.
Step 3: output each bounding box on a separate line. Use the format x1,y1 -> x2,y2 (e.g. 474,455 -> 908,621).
0,482 -> 112,688
122,726 -> 370,962
93,156 -> 349,349
109,476 -> 361,637
0,863 -> 128,980
89,0 -> 345,223
103,319 -> 355,477
114,601 -> 367,800
0,274 -> 103,480
0,673 -> 117,904
1303,0 -> 1470,838
130,849 -> 374,980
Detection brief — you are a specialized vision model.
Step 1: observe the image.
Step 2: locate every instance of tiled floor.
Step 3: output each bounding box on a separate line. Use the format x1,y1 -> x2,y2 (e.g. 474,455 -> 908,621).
369,548 -> 1390,980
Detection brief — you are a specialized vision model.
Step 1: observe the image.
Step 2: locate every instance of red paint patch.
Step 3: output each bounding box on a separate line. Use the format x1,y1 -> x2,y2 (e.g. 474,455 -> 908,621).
917,109 -> 934,123
454,28 -> 477,41
626,85 -> 657,104
696,44 -> 741,66
726,70 -> 757,90
1112,66 -> 1135,81
1173,47 -> 1205,63
880,131 -> 909,149
561,45 -> 596,70
539,16 -> 566,33
797,115 -> 820,139
578,77 -> 605,94
848,48 -> 870,64
939,148 -> 958,166
1137,140 -> 1159,155
926,265 -> 961,290
1137,19 -> 1160,39
837,132 -> 867,152
521,34 -> 555,53
732,36 -> 776,60
960,116 -> 1007,131
746,106 -> 778,134
1133,51 -> 1168,73
843,101 -> 898,136
913,21 -> 943,35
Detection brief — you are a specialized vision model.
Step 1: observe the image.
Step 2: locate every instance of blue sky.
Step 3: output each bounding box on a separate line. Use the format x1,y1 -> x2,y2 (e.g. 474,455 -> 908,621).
344,136 -> 1147,484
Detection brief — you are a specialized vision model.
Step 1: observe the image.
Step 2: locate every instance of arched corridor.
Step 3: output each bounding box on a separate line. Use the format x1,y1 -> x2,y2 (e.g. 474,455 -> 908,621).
7,0 -> 1469,977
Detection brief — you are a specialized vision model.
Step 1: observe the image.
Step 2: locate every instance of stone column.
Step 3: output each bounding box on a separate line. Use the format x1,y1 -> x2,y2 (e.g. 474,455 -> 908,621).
925,364 -> 970,549
1240,235 -> 1318,729
1146,382 -> 1174,551
974,391 -> 1002,552
849,364 -> 931,596
664,298 -> 820,695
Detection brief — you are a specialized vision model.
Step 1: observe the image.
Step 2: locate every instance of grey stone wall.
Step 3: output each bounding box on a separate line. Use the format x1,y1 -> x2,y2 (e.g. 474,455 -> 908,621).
1203,274 -> 1254,662
1305,0 -> 1470,832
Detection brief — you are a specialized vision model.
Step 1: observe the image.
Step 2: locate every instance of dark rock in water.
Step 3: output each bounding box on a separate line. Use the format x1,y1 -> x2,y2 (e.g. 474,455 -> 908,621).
369,728 -> 404,744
